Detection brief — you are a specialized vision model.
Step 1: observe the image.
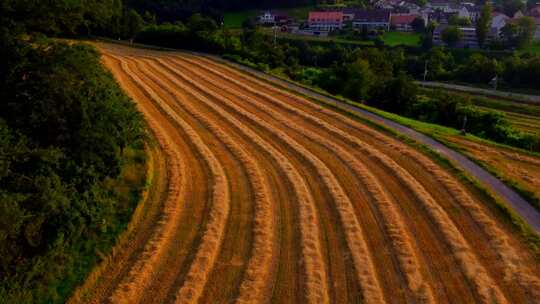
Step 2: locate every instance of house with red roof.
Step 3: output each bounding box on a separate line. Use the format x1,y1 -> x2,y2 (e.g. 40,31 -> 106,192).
390,14 -> 419,31
308,11 -> 344,31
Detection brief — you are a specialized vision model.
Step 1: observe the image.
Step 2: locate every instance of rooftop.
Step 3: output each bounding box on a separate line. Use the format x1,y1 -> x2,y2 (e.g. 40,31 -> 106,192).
390,14 -> 418,24
308,11 -> 344,20
353,10 -> 391,22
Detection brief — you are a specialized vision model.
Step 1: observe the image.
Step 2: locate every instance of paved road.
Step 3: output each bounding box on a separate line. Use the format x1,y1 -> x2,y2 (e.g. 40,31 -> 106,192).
417,81 -> 540,104
210,56 -> 540,233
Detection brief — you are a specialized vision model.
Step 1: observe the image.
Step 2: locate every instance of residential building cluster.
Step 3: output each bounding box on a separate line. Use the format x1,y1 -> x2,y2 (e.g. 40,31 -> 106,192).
256,0 -> 540,47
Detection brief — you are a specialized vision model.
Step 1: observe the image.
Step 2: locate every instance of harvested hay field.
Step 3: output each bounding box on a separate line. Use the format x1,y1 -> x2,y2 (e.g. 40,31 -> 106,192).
446,135 -> 540,209
71,42 -> 540,304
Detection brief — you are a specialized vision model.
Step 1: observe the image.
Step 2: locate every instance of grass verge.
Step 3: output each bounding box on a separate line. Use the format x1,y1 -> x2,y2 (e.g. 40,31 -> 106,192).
382,32 -> 421,47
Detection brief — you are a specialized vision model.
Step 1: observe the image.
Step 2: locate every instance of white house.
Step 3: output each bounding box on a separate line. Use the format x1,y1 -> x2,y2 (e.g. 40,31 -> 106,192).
258,11 -> 290,25
491,12 -> 509,37
259,11 -> 276,24
428,0 -> 452,11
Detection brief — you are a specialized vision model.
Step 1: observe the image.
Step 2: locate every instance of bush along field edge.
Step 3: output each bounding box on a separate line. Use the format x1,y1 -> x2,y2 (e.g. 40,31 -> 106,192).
0,39 -> 149,304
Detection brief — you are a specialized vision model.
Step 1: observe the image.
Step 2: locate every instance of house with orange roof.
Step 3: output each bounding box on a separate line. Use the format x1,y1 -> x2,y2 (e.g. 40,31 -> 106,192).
308,11 -> 344,31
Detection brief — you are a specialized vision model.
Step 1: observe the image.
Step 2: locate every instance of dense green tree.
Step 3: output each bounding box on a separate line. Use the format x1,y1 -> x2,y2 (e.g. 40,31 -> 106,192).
124,9 -> 144,42
187,13 -> 218,33
342,58 -> 374,101
476,3 -> 493,47
143,10 -> 157,25
424,47 -> 455,79
455,54 -> 502,83
0,0 -> 121,36
501,16 -> 537,47
351,48 -> 393,81
503,54 -> 540,87
368,72 -> 418,113
515,16 -> 537,47
441,26 -> 463,47
0,36 -> 144,302
449,15 -> 472,26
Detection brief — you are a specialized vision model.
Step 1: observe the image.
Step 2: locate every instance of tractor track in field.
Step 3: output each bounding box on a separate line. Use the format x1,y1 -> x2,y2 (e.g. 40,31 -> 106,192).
70,43 -> 540,304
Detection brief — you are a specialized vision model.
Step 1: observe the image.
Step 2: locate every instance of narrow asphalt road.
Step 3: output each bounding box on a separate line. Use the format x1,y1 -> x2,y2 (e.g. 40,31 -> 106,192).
209,56 -> 540,233
417,81 -> 540,104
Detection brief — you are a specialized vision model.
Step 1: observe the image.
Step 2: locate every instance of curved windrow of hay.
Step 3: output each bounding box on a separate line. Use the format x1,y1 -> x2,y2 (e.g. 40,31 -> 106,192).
113,56 -> 232,304
135,57 -> 331,303
184,53 -> 539,302
380,137 -> 540,299
165,55 -> 435,303
134,58 -> 277,303
80,44 -> 540,304
152,57 -> 386,304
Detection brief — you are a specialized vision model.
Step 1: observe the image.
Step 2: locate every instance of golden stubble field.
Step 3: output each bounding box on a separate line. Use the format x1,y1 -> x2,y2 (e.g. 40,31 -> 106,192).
70,42 -> 540,304
446,136 -> 540,207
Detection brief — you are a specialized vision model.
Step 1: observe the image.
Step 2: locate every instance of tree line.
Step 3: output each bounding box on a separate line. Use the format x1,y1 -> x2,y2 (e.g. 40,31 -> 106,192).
132,14 -> 539,151
1,1 -> 146,303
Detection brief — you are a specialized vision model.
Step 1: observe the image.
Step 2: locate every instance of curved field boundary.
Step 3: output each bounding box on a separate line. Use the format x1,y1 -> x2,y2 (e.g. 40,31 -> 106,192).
79,55 -> 191,304
68,141 -> 166,304
194,53 -> 540,233
125,57 -> 332,304
166,56 -> 511,304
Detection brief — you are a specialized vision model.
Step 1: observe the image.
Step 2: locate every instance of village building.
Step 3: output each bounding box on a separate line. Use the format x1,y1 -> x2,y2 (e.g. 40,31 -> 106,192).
428,0 -> 453,12
428,10 -> 457,25
491,11 -> 509,37
465,5 -> 482,23
343,8 -> 360,21
352,10 -> 392,30
390,14 -> 419,31
258,11 -> 291,25
308,11 -> 344,31
433,25 -> 479,48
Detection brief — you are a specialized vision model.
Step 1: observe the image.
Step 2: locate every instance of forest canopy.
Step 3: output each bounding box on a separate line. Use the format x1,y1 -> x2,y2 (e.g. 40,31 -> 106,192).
1,1 -> 146,303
